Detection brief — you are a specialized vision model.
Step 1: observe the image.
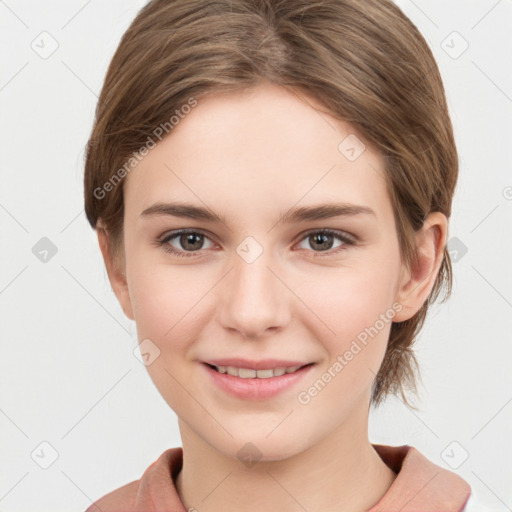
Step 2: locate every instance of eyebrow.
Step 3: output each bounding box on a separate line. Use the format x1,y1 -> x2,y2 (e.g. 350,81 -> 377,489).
139,201 -> 376,224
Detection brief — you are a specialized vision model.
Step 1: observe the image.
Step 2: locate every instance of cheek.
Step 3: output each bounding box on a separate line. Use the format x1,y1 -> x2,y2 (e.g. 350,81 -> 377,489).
295,257 -> 399,382
126,266 -> 205,409
299,261 -> 398,335
126,262 -> 206,352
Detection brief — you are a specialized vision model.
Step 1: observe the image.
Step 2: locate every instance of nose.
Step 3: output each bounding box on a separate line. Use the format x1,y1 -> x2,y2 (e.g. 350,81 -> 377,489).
217,247 -> 291,340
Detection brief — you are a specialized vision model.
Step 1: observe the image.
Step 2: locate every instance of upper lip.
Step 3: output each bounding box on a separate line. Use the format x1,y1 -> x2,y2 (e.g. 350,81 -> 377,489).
203,358 -> 313,370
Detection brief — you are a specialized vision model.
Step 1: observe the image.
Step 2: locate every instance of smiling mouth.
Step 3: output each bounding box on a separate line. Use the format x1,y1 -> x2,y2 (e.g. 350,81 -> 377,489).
204,362 -> 314,379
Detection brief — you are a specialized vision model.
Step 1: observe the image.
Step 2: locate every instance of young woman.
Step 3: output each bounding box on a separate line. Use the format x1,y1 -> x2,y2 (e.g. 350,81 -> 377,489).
84,1 -> 476,510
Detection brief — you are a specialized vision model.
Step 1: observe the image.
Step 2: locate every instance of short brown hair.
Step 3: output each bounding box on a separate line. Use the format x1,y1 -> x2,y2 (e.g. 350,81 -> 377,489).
84,0 -> 458,409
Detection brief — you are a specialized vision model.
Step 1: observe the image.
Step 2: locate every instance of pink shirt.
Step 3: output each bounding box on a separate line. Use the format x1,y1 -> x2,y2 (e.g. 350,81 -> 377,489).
85,444 -> 472,511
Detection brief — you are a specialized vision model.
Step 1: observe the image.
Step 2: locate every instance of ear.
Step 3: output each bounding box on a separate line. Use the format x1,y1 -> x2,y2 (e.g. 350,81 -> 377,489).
96,224 -> 135,321
393,212 -> 448,322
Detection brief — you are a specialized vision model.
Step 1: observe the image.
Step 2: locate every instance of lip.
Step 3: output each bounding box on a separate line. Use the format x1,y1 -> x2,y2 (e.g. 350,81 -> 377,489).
203,358 -> 310,370
202,361 -> 315,400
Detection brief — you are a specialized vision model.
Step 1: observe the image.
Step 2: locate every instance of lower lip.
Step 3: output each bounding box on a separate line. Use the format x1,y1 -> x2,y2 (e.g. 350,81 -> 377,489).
202,363 -> 315,400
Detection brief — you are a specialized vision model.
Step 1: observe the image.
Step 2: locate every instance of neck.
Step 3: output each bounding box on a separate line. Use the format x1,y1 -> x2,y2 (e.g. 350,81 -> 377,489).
175,403 -> 396,512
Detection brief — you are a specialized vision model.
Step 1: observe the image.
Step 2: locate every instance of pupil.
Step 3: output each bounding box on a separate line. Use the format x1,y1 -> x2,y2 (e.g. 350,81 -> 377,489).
311,233 -> 332,251
182,233 -> 202,250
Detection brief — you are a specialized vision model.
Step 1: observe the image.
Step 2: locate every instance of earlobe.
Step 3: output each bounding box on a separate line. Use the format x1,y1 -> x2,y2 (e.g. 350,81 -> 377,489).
393,212 -> 448,322
96,225 -> 135,321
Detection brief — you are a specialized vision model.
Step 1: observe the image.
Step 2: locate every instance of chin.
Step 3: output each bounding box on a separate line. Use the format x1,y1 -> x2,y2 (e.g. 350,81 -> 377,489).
211,431 -> 310,465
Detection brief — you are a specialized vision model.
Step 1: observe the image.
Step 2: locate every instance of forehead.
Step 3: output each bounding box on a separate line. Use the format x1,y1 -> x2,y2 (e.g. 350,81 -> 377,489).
124,82 -> 392,225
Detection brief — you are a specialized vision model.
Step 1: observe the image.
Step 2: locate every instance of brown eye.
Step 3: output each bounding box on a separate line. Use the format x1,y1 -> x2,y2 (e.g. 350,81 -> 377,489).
297,229 -> 356,255
178,232 -> 204,251
158,229 -> 215,257
308,232 -> 335,251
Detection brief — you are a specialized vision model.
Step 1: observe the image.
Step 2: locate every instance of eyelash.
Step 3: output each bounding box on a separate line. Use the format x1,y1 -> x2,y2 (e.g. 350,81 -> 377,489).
155,228 -> 356,258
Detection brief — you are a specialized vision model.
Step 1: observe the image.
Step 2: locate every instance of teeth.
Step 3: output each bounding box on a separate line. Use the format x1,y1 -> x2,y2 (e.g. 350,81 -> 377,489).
238,368 -> 256,378
215,365 -> 304,378
255,369 -> 274,378
226,366 -> 238,376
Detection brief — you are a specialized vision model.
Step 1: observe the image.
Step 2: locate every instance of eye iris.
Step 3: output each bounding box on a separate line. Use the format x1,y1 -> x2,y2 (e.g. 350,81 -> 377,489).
310,233 -> 332,251
181,233 -> 203,251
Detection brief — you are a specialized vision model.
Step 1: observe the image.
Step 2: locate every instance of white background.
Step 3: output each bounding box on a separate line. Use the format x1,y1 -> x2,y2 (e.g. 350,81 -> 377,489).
1,1 -> 511,510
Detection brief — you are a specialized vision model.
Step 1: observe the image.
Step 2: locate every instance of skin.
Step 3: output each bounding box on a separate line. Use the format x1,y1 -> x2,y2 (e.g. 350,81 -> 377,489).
97,81 -> 447,512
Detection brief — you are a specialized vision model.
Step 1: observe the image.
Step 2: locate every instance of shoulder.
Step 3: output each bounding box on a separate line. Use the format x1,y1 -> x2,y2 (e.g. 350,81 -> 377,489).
83,447 -> 183,512
84,479 -> 140,512
370,444 -> 472,511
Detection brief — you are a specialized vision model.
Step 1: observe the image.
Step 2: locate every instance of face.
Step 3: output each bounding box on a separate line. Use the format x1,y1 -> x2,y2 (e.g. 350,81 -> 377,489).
101,82 -> 438,461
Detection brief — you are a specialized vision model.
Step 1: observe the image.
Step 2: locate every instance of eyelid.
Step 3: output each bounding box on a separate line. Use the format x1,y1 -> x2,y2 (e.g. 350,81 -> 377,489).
296,227 -> 356,244
157,227 -> 357,257
158,227 -> 356,244
158,228 -> 218,249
